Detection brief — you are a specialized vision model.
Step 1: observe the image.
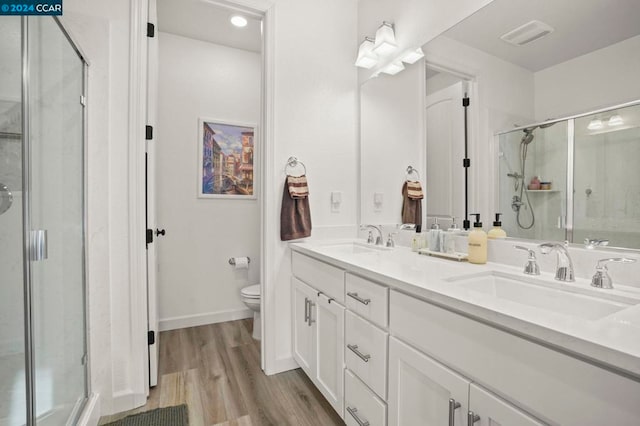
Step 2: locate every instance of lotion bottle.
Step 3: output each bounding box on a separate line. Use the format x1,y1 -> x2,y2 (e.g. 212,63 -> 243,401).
468,213 -> 487,264
487,213 -> 507,239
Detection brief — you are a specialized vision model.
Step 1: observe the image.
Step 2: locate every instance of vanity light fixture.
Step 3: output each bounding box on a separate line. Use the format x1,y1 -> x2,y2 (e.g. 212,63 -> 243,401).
230,15 -> 248,28
373,21 -> 397,56
587,119 -> 603,130
380,61 -> 405,76
355,37 -> 378,69
400,47 -> 424,64
608,114 -> 624,126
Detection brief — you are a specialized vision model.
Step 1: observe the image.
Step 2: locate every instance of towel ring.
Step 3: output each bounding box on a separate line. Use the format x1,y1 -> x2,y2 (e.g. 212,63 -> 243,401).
285,156 -> 307,176
406,165 -> 420,181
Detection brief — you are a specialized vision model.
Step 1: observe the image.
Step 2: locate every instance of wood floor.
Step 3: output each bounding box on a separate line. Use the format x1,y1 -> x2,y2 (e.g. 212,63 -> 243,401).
99,319 -> 345,426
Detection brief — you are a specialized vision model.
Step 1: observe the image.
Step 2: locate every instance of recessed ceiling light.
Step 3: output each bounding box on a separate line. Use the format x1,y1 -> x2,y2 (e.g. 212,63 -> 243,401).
230,15 -> 248,28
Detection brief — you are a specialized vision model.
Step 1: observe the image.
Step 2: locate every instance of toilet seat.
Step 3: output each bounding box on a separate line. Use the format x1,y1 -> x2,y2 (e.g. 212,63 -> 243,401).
241,284 -> 260,298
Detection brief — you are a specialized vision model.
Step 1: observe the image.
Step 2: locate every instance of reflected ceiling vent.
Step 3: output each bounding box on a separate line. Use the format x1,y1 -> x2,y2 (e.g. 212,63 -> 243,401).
500,20 -> 554,46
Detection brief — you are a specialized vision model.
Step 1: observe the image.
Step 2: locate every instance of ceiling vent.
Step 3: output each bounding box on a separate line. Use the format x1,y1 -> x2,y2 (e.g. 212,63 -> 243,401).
500,20 -> 554,46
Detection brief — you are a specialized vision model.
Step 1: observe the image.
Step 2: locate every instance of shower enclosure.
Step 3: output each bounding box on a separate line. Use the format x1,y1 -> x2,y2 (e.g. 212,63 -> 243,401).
0,16 -> 88,426
498,101 -> 640,249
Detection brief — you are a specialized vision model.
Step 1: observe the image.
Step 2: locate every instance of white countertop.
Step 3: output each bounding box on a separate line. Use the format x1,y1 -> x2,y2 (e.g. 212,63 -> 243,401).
290,239 -> 640,380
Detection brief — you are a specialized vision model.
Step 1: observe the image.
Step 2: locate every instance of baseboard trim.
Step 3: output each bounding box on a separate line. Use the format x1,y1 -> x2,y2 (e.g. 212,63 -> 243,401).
264,356 -> 299,376
159,308 -> 254,331
76,393 -> 100,426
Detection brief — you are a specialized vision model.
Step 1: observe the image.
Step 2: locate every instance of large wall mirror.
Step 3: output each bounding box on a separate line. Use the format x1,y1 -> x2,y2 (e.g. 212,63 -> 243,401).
360,0 -> 640,249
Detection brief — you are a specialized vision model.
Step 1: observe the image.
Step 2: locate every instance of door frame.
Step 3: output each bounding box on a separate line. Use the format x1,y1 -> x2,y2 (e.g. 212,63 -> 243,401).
133,0 -> 277,395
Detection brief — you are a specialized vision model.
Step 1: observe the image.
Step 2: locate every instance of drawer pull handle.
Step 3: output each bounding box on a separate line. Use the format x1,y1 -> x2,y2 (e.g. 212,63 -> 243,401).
347,292 -> 371,305
347,344 -> 371,362
448,398 -> 461,426
346,406 -> 370,426
468,411 -> 480,425
304,297 -> 310,324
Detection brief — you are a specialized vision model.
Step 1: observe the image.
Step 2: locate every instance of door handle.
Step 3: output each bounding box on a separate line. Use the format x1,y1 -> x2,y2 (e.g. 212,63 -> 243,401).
448,398 -> 461,426
304,297 -> 309,324
30,230 -> 48,261
468,411 -> 480,425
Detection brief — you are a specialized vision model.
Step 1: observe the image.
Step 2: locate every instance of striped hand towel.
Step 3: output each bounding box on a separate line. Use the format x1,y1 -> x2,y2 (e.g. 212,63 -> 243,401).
406,180 -> 424,200
287,175 -> 309,199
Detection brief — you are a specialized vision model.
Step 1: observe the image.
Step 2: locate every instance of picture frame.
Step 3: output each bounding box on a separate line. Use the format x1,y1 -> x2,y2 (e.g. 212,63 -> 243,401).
197,118 -> 257,199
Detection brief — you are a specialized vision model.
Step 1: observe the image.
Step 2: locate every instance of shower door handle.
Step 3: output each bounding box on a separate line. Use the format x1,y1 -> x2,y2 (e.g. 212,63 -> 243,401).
30,230 -> 48,261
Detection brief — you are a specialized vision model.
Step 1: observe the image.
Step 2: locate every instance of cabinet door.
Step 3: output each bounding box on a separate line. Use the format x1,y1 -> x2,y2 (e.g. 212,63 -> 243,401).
468,384 -> 545,426
315,293 -> 345,417
292,278 -> 316,378
388,337 -> 469,426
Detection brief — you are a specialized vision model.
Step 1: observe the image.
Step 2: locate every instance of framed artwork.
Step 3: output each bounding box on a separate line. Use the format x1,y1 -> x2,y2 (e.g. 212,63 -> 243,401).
197,118 -> 257,199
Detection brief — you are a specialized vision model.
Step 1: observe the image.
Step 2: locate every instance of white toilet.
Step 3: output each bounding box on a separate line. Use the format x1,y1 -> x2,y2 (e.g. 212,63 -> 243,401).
241,284 -> 261,340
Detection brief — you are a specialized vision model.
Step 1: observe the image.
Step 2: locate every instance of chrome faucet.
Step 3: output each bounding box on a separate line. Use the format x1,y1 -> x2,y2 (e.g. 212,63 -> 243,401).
514,246 -> 540,275
539,241 -> 575,282
591,257 -> 636,289
360,225 -> 383,246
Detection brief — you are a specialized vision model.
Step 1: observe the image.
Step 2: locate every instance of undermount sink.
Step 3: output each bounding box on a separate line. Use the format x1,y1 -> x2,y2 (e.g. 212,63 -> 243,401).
446,271 -> 639,320
320,241 -> 392,254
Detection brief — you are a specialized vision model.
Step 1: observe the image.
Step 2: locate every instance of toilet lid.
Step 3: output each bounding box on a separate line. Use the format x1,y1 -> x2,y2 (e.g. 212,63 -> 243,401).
241,284 -> 260,298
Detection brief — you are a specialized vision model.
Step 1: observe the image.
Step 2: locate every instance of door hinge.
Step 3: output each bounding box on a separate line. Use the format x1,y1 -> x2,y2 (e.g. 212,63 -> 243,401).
462,96 -> 470,107
148,330 -> 155,345
80,95 -> 86,107
463,158 -> 471,168
147,22 -> 155,38
146,229 -> 153,245
145,125 -> 153,140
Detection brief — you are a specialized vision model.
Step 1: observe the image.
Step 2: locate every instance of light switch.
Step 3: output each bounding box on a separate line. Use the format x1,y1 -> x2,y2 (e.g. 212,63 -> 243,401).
331,191 -> 342,212
374,192 -> 383,211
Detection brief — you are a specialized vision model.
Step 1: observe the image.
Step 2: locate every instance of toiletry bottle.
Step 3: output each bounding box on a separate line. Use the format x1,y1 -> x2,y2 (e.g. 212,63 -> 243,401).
411,232 -> 422,252
428,218 -> 441,252
488,213 -> 507,239
468,213 -> 488,264
444,217 -> 461,253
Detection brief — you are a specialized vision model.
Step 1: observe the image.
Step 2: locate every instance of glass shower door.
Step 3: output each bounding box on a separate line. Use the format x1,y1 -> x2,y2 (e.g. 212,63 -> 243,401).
26,17 -> 87,424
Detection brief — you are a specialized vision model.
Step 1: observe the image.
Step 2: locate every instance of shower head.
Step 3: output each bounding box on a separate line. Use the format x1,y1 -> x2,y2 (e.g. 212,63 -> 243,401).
521,130 -> 535,145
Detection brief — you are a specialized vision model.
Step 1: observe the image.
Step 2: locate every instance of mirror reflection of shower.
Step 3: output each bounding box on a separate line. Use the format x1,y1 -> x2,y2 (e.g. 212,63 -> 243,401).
509,122 -> 555,229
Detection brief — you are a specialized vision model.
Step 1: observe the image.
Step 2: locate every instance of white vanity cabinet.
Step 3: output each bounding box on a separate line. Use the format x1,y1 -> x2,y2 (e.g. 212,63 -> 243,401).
292,254 -> 345,417
388,336 -> 543,426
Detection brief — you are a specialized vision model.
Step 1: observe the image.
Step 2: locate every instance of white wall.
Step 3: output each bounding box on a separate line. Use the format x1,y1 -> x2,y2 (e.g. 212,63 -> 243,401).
156,32 -> 260,330
360,62 -> 425,226
535,35 -> 640,120
61,0 -> 138,416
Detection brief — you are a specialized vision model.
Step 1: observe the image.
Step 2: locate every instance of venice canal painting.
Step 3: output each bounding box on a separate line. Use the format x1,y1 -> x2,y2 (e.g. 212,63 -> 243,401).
199,119 -> 255,198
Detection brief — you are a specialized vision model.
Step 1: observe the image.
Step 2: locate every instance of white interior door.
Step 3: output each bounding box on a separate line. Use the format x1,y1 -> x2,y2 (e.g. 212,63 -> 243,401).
146,0 -> 159,388
388,336 -> 469,426
425,81 -> 465,222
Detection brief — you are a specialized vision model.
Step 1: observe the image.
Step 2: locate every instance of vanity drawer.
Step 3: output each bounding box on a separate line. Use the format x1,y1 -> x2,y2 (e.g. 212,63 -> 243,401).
346,273 -> 389,327
292,251 -> 345,303
345,310 -> 388,400
345,369 -> 387,426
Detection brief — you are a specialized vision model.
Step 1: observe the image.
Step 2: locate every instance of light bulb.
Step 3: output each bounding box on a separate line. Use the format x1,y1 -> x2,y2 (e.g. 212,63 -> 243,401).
230,15 -> 248,28
401,47 -> 424,64
587,119 -> 603,130
355,37 -> 377,69
373,22 -> 397,56
608,115 -> 623,126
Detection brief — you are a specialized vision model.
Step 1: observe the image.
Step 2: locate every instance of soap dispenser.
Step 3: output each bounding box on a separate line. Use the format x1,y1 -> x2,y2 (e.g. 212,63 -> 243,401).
468,213 -> 488,264
428,218 -> 442,252
488,213 -> 507,239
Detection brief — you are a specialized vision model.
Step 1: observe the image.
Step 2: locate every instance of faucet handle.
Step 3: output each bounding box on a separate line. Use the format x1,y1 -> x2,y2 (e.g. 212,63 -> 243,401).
386,232 -> 398,248
591,258 -> 636,289
366,231 -> 374,244
584,238 -> 610,249
514,246 -> 540,275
